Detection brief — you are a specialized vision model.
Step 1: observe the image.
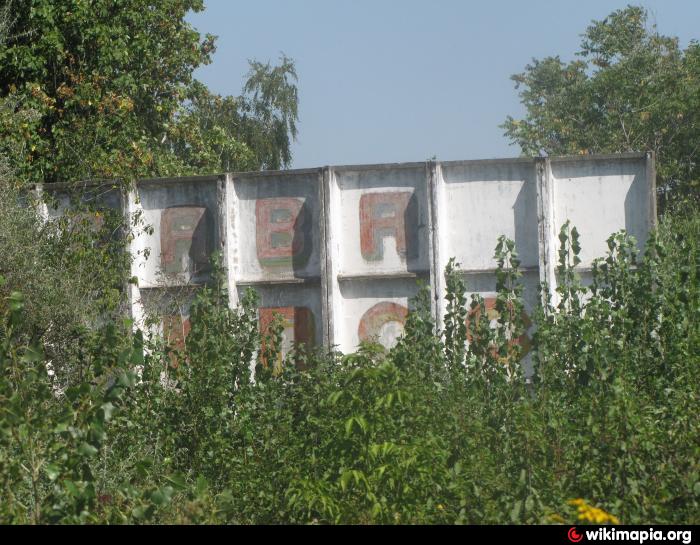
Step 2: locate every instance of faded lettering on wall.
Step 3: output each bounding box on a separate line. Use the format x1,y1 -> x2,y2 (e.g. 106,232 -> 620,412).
465,297 -> 532,359
259,306 -> 315,350
162,314 -> 191,367
256,197 -> 311,269
359,192 -> 418,262
358,301 -> 408,349
161,206 -> 211,275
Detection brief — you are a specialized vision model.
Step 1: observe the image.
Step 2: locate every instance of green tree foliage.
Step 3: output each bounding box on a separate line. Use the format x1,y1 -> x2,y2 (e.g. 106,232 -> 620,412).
0,0 -> 299,184
0,4 -> 131,385
502,5 -> 700,202
0,176 -> 129,384
170,56 -> 299,172
171,54 -> 300,173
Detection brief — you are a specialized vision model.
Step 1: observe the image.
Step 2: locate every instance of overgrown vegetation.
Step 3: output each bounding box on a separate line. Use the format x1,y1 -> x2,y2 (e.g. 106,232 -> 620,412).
1,206 -> 697,523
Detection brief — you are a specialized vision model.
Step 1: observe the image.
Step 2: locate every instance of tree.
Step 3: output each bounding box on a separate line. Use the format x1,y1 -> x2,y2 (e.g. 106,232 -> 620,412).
0,6 -> 124,389
502,6 -> 700,204
0,0 -> 299,185
169,55 -> 299,173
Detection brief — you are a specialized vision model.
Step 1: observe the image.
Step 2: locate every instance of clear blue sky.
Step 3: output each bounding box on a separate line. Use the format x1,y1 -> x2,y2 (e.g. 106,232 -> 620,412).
187,0 -> 700,169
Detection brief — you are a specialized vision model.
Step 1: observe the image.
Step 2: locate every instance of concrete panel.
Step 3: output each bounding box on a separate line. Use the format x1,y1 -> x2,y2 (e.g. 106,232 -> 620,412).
332,164 -> 430,276
461,270 -> 540,376
42,183 -> 123,220
39,153 -> 655,358
138,286 -> 197,350
462,270 -> 540,313
335,276 -> 426,353
133,177 -> 220,288
237,282 -> 324,356
550,155 -> 651,266
230,171 -> 322,282
441,160 -> 539,270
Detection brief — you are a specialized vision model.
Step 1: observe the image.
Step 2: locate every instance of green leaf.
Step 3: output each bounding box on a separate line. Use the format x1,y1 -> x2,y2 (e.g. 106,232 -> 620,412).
100,402 -> 115,422
166,473 -> 188,491
78,442 -> 98,458
195,475 -> 209,497
118,370 -> 137,388
510,500 -> 522,522
21,345 -> 43,363
150,485 -> 174,507
8,291 -> 24,311
45,463 -> 61,481
340,471 -> 352,491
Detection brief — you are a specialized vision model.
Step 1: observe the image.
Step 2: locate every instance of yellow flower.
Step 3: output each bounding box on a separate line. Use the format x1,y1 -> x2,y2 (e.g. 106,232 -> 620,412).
568,498 -> 620,525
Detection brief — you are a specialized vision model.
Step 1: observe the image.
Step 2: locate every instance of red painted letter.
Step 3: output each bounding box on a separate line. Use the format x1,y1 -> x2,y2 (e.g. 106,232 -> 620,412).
358,301 -> 408,348
162,314 -> 191,368
359,192 -> 417,261
465,297 -> 532,360
161,206 -> 210,274
259,306 -> 315,348
256,198 -> 310,269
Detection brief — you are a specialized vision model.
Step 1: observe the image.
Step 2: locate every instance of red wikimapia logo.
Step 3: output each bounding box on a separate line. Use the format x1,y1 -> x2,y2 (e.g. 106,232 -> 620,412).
568,527 -> 584,543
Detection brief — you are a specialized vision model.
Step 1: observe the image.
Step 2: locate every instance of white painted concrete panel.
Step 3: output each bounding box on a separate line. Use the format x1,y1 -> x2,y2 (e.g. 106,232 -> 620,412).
237,283 -> 324,351
441,161 -> 539,270
134,179 -> 219,288
551,157 -> 650,266
461,270 -> 541,377
336,276 -> 424,353
231,172 -> 321,282
334,166 -> 430,276
138,287 -> 197,348
39,153 -> 655,356
43,185 -> 122,218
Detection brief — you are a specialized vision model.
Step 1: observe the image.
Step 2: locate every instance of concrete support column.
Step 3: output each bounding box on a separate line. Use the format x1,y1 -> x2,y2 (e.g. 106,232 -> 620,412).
322,166 -> 341,349
31,184 -> 49,223
218,173 -> 238,308
318,167 -> 332,348
535,157 -> 558,307
427,160 -> 447,330
646,151 -> 657,228
124,185 -> 145,327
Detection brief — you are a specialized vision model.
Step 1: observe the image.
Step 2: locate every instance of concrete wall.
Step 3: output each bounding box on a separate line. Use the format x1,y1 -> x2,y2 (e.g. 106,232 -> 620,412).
40,152 -> 656,357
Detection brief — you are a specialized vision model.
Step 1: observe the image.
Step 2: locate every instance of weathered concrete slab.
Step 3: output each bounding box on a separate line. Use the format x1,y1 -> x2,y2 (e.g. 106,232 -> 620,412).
239,282 -> 324,350
439,159 -> 539,271
133,176 -> 221,288
550,155 -> 652,266
337,276 -> 426,351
